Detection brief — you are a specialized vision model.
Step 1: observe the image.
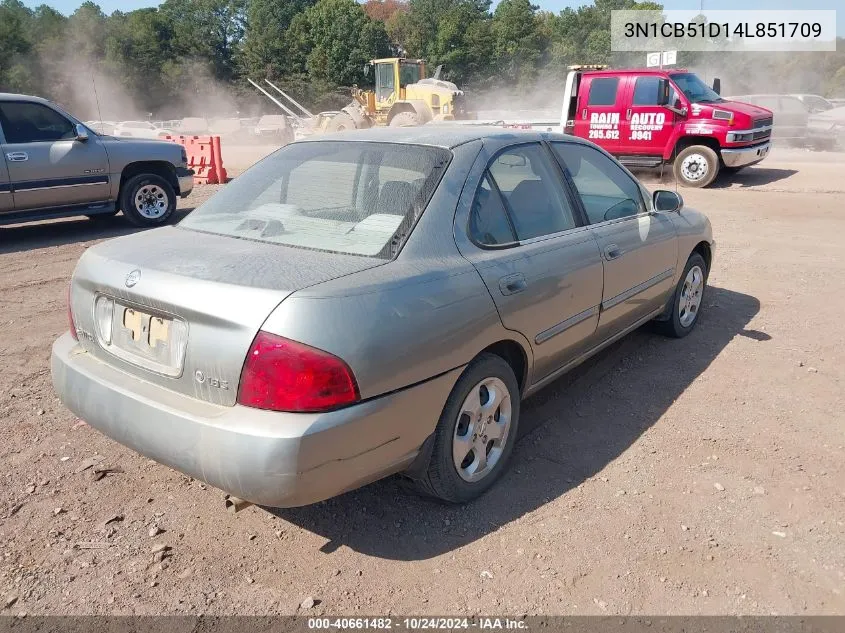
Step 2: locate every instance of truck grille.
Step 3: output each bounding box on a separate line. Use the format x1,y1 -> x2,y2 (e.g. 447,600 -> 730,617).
754,117 -> 773,128
752,129 -> 771,140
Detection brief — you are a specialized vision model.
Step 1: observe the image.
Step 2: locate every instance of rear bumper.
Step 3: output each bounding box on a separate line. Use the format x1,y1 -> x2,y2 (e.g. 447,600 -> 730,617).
720,141 -> 771,168
176,167 -> 194,198
51,333 -> 460,507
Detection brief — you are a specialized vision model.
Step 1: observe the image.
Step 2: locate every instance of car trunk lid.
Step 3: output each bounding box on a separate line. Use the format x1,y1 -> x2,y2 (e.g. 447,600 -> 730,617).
70,226 -> 386,406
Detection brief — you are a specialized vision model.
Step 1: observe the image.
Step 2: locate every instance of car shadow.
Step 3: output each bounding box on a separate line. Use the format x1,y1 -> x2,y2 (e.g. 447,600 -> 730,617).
630,166 -> 797,189
710,167 -> 798,189
266,286 -> 764,560
0,208 -> 195,255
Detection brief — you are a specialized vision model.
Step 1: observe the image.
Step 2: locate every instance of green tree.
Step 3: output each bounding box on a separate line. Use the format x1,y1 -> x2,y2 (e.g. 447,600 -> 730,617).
287,0 -> 391,87
241,0 -> 317,80
159,0 -> 247,81
66,1 -> 108,61
104,9 -> 173,106
0,0 -> 34,93
389,0 -> 491,84
492,0 -> 548,85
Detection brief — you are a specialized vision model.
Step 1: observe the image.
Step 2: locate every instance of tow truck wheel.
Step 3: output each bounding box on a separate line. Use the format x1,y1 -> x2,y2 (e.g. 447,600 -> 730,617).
674,145 -> 719,188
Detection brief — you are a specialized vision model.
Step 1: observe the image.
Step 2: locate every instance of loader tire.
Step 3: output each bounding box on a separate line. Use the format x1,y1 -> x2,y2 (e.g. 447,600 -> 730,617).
327,112 -> 357,133
389,111 -> 421,127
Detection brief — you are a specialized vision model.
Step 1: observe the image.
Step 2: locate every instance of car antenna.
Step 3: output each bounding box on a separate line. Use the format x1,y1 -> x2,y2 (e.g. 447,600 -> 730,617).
91,74 -> 105,125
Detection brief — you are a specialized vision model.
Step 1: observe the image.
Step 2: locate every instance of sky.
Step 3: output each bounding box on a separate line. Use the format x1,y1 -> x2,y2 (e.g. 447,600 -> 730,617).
21,0 -> 845,35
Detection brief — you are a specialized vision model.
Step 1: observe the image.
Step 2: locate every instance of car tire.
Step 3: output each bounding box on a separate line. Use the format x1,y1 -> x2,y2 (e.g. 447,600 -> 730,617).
389,111 -> 421,127
416,354 -> 520,503
120,174 -> 177,227
654,252 -> 708,338
674,145 -> 719,188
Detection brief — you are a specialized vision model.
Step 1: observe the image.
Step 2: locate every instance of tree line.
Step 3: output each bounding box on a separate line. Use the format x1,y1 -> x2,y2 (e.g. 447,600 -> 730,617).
0,0 -> 844,120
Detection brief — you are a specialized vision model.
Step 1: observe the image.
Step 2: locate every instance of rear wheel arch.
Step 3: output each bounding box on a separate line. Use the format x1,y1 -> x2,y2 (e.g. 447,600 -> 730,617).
402,338 -> 530,484
480,339 -> 529,395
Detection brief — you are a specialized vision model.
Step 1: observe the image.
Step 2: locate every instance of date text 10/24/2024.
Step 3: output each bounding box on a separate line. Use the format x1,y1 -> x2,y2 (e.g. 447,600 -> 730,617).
308,618 -> 529,630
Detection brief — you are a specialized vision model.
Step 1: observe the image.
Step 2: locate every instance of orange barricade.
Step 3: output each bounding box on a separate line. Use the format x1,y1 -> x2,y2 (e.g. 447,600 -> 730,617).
162,135 -> 228,185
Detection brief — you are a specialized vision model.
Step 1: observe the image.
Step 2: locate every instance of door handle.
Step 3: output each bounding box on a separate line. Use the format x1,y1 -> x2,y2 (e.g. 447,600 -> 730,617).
6,152 -> 28,162
625,108 -> 633,120
604,244 -> 623,260
499,273 -> 527,296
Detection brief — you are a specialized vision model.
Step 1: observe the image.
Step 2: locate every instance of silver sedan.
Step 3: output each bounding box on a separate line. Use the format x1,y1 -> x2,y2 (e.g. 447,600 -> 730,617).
52,127 -> 714,507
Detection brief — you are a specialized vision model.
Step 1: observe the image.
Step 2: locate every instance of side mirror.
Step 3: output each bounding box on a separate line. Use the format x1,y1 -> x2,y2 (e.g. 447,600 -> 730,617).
653,190 -> 684,213
657,78 -> 670,106
712,77 -> 721,95
75,124 -> 89,142
363,64 -> 371,78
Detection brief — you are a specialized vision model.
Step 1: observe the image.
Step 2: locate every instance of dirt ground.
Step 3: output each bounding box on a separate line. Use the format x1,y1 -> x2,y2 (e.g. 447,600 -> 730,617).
1,146 -> 843,616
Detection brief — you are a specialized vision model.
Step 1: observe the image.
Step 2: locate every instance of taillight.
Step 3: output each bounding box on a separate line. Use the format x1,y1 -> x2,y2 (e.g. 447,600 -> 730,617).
68,285 -> 78,340
237,331 -> 359,413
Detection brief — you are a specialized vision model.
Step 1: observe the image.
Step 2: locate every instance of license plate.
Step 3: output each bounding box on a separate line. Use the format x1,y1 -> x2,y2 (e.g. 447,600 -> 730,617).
108,304 -> 187,376
123,308 -> 170,348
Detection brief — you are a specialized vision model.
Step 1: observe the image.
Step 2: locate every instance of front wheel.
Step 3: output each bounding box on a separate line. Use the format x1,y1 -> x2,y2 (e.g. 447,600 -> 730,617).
415,354 -> 520,503
389,111 -> 421,127
654,252 -> 708,338
120,174 -> 176,227
674,145 -> 719,188
326,112 -> 357,133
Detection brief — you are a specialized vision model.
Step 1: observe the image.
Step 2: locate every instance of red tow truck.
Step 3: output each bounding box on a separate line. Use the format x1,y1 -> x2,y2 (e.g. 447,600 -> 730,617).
560,65 -> 774,187
463,65 -> 775,188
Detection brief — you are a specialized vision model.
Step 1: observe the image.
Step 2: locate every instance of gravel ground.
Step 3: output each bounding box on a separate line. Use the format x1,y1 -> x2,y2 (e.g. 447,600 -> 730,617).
0,146 -> 843,616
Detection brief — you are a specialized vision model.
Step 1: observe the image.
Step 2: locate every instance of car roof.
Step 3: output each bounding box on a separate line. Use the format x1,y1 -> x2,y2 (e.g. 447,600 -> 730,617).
0,93 -> 51,103
583,68 -> 689,76
309,125 -> 583,149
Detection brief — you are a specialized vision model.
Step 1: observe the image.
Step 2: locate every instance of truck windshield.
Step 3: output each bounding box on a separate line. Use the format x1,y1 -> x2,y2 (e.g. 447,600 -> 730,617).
669,72 -> 723,104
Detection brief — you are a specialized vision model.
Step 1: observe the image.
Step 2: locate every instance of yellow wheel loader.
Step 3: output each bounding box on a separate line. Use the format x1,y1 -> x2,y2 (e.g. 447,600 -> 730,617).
327,58 -> 474,131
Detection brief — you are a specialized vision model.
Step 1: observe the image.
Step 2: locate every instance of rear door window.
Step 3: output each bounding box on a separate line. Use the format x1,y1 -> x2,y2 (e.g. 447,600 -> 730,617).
587,78 -> 620,106
632,77 -> 661,105
469,174 -> 516,247
486,143 -> 578,241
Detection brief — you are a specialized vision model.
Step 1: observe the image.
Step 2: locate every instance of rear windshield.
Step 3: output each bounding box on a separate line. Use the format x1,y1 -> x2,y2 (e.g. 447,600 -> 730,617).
180,141 -> 451,258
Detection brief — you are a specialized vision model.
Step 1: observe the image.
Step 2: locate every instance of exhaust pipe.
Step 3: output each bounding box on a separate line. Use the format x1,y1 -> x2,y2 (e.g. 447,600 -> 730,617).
224,494 -> 253,514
